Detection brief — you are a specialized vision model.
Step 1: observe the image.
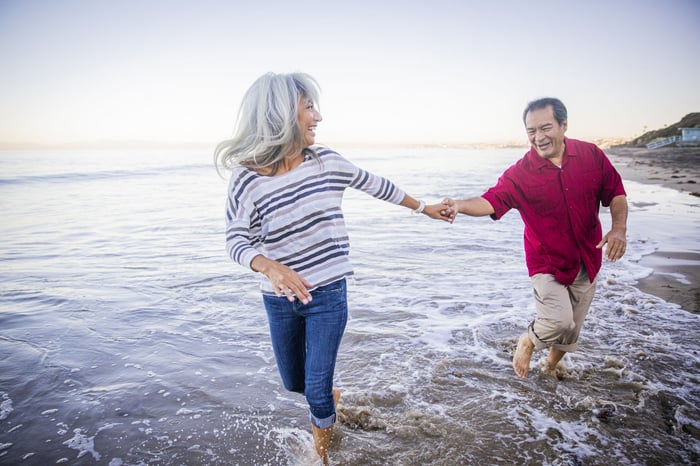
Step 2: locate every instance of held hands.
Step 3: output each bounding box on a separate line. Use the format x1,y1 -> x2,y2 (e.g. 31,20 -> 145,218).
251,255 -> 313,304
420,198 -> 458,223
596,228 -> 627,262
422,202 -> 454,222
440,198 -> 458,223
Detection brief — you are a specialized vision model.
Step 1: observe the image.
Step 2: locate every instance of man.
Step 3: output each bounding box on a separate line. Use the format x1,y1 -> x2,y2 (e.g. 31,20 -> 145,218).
442,97 -> 628,378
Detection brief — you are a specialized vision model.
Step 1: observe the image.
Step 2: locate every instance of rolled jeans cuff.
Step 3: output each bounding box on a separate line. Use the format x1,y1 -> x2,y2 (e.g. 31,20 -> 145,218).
310,411 -> 336,429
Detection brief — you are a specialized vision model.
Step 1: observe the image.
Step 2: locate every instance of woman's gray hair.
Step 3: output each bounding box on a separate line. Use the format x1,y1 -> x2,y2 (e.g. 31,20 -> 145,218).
215,72 -> 321,176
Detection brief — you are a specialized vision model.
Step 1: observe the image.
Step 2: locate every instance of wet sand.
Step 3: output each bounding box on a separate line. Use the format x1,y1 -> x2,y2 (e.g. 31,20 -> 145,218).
606,145 -> 700,313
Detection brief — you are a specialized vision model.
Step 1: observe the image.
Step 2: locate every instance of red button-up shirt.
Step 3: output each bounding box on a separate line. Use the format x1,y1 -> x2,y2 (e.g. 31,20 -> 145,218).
481,138 -> 626,285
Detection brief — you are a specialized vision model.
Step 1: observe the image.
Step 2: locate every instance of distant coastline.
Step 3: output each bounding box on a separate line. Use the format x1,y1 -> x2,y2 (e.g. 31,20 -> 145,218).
0,139 -> 532,151
0,138 -> 627,151
0,140 -> 214,151
2,112 -> 695,152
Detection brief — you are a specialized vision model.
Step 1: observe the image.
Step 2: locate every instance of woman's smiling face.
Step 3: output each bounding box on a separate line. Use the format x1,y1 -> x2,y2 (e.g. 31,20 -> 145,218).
297,96 -> 322,147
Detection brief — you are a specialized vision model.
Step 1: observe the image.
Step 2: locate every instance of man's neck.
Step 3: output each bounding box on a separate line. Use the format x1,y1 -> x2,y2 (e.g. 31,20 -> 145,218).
550,143 -> 565,167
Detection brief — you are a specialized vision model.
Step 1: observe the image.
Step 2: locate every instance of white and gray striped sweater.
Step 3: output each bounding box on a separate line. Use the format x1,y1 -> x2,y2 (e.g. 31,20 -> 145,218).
225,147 -> 406,294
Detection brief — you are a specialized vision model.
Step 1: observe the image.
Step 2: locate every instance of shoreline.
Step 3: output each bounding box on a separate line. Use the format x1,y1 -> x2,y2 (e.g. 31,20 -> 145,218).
606,145 -> 700,314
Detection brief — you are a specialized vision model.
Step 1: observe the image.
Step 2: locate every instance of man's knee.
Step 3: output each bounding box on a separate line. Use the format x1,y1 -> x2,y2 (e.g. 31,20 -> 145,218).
553,316 -> 577,334
532,315 -> 576,345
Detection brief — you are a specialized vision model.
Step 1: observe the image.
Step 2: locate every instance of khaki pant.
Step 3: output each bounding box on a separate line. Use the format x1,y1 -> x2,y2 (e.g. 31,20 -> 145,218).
528,265 -> 597,353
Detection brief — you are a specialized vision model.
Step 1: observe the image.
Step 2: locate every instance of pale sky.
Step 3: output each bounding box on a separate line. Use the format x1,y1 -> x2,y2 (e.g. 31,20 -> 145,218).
0,0 -> 698,147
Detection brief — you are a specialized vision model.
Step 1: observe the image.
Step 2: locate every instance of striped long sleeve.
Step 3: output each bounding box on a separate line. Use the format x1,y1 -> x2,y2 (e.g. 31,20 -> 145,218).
224,147 -> 406,293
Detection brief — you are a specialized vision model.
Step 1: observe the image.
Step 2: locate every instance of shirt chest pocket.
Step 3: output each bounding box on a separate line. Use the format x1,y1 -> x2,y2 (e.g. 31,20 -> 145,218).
520,184 -> 563,214
563,169 -> 601,205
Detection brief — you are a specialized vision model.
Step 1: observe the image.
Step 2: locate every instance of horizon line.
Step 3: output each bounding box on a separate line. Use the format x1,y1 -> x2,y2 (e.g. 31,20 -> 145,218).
0,137 -> 630,151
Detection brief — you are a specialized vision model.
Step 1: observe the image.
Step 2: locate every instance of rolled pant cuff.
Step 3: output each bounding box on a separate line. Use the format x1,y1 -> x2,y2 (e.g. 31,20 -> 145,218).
528,323 -> 579,353
309,411 -> 336,429
527,324 -> 548,351
552,342 -> 578,352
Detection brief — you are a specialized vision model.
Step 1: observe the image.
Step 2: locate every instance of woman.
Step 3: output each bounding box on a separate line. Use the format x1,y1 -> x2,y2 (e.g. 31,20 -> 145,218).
214,72 -> 447,464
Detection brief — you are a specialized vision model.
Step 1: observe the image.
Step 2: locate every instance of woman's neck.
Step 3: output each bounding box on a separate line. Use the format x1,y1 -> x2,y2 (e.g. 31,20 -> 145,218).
256,151 -> 304,176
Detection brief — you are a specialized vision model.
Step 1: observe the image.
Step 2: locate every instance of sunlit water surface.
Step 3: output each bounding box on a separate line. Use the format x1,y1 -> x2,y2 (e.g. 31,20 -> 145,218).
0,147 -> 698,465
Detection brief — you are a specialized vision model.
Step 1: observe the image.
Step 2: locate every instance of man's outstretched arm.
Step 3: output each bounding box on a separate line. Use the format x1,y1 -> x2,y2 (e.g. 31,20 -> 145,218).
441,197 -> 495,223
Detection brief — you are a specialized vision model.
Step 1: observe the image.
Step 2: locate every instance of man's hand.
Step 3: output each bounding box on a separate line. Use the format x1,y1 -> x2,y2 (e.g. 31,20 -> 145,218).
599,195 -> 628,261
597,228 -> 627,261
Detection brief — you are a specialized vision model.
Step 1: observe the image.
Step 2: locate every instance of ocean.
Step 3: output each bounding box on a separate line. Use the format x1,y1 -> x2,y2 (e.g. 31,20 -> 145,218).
0,146 -> 698,465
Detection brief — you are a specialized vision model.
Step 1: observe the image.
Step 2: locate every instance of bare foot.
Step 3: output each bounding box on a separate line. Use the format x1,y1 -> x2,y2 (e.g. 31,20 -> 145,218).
543,365 -> 562,380
545,348 -> 566,380
513,333 -> 534,378
332,387 -> 341,407
309,388 -> 340,465
311,423 -> 332,465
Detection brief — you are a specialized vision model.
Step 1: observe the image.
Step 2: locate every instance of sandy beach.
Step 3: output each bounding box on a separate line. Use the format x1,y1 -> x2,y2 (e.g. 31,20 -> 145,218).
606,145 -> 700,313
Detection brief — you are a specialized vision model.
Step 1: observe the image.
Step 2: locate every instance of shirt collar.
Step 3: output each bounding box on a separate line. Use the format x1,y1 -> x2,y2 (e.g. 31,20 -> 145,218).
527,137 -> 575,169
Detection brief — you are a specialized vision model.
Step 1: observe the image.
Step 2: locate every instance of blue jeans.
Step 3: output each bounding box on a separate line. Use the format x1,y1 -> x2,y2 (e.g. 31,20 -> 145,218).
262,279 -> 348,429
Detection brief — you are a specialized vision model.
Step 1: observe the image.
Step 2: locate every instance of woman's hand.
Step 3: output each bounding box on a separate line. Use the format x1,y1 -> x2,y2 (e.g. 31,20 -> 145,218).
251,255 -> 313,304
